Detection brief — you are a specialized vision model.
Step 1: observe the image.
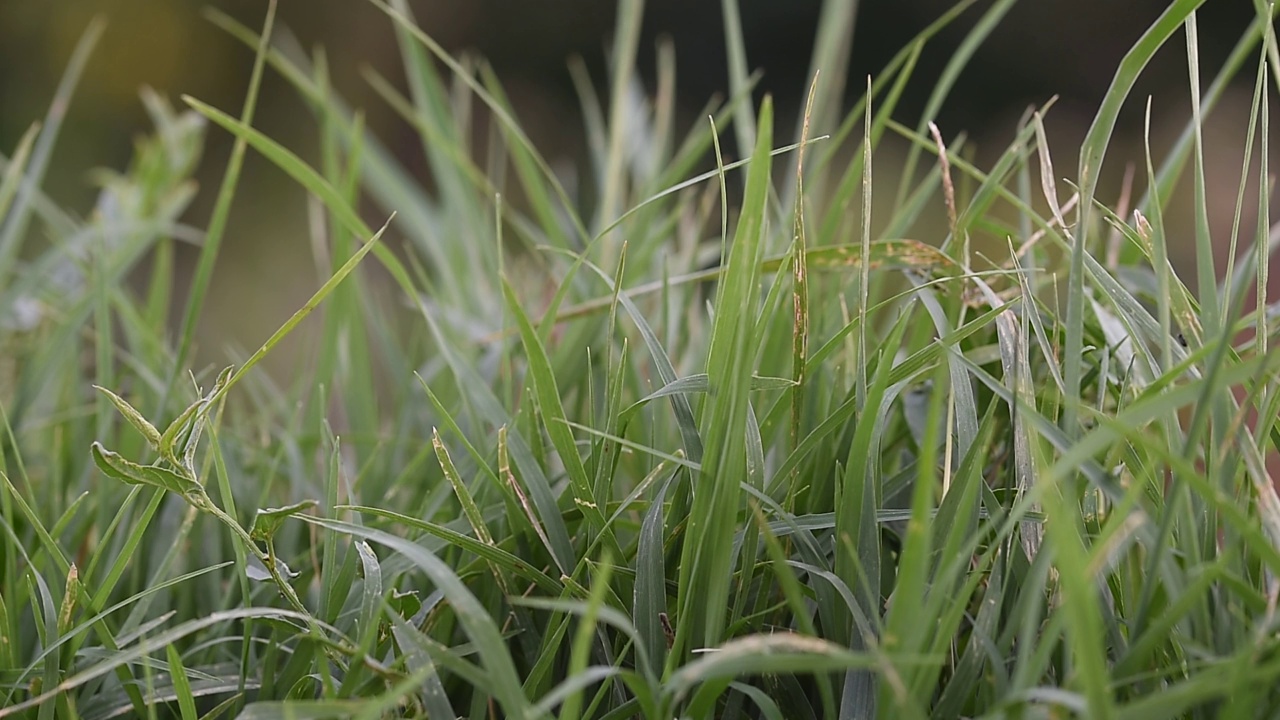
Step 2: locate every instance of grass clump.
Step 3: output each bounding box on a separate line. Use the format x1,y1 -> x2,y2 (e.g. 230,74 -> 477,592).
3,0 -> 1280,718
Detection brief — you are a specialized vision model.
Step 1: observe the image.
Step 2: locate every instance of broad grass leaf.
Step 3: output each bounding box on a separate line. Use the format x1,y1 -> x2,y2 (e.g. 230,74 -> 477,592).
663,634 -> 881,708
249,500 -> 318,543
159,366 -> 233,474
93,386 -> 162,450
90,443 -> 203,500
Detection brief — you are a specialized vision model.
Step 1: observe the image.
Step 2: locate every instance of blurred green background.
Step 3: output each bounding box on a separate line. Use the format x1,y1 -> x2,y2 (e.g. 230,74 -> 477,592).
0,0 -> 1273,367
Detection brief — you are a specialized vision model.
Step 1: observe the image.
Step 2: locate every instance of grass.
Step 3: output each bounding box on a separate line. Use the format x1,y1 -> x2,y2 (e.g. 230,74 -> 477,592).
2,0 -> 1280,717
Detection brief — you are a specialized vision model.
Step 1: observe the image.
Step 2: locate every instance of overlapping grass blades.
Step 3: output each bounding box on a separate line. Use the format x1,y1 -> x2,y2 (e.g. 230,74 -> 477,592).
2,0 -> 1280,717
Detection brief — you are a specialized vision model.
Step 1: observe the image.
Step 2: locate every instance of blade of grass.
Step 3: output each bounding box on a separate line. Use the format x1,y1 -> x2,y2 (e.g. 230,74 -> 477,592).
0,19 -> 103,280
501,279 -> 621,560
1071,0 -> 1209,431
674,98 -> 774,658
166,0 -> 276,405
303,517 -> 532,719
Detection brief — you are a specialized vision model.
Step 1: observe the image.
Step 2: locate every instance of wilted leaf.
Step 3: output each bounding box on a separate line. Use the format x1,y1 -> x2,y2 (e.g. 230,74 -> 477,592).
245,555 -> 299,582
244,562 -> 270,583
388,589 -> 421,620
160,365 -> 233,474
250,499 -> 318,542
93,386 -> 162,449
90,442 -> 204,500
58,564 -> 79,635
763,239 -> 960,276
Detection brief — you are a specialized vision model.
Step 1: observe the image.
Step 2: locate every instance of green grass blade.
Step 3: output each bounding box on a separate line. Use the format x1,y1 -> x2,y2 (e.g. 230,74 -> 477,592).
675,98 -> 774,657
168,1 -> 276,391
501,278 -> 619,557
0,124 -> 39,224
303,517 -> 532,719
1070,0 -> 1208,431
0,19 -> 103,280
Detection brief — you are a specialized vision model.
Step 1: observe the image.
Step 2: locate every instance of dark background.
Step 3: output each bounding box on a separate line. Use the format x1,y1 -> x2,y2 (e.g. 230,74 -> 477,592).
0,0 -> 1264,202
0,0 -> 1273,354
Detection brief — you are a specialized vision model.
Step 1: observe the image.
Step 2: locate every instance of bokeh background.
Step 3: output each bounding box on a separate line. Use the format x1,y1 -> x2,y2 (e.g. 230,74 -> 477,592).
0,0 -> 1275,364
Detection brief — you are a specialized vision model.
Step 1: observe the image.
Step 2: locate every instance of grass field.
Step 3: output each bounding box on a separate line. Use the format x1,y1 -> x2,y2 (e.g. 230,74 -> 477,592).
3,0 -> 1280,717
